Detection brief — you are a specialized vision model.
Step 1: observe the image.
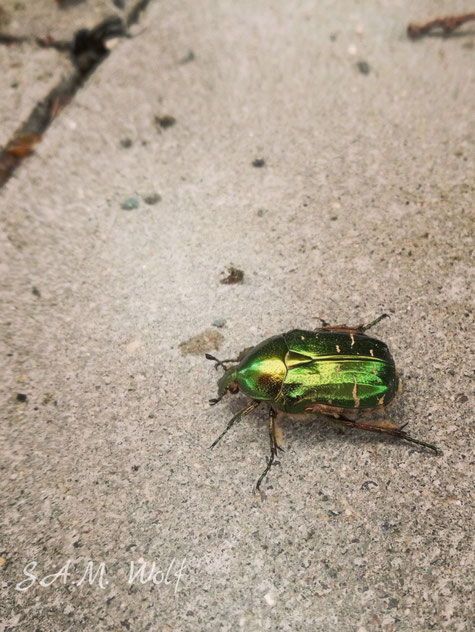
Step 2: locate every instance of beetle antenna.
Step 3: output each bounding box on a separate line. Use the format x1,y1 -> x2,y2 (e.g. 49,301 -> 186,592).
209,395 -> 223,406
361,313 -> 390,331
210,401 -> 260,448
205,353 -> 228,371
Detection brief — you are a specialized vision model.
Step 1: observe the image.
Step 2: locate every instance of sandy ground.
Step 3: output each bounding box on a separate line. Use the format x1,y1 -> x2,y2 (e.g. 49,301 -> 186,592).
1,1 -> 474,630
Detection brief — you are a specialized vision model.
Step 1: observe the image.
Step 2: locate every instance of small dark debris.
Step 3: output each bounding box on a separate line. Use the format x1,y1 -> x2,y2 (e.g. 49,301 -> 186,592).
72,16 -> 126,74
381,519 -> 397,531
220,266 -> 244,285
132,465 -> 140,472
212,318 -> 227,328
72,540 -> 82,548
356,60 -> 370,75
179,50 -> 195,64
252,158 -> 265,168
32,286 -> 41,297
156,115 -> 176,129
143,193 -> 161,205
120,138 -> 132,148
16,393 -> 27,403
41,393 -> 55,405
330,216 -> 338,221
257,208 -> 267,217
361,480 -> 378,491
455,393 -> 468,403
121,197 -> 139,210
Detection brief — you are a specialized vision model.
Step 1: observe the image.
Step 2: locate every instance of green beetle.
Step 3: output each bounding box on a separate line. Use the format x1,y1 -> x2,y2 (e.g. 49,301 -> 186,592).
206,314 -> 439,490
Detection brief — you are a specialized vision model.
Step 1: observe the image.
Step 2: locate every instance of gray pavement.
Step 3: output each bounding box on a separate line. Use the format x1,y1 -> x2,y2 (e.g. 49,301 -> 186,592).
1,1 -> 474,631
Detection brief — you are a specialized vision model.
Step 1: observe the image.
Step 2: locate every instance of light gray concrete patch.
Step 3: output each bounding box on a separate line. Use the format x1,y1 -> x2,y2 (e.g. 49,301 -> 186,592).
0,42 -> 71,148
1,1 -> 474,631
0,0 -> 144,153
1,0 -> 122,41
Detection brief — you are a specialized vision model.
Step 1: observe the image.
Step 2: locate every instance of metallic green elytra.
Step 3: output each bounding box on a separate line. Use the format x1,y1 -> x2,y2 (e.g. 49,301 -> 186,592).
206,314 -> 439,491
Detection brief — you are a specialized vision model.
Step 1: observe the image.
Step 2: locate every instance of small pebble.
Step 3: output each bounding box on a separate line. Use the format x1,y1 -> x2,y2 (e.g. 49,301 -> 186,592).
120,138 -> 132,148
156,115 -> 176,129
143,193 -> 161,205
252,158 -> 265,168
16,393 -> 27,403
264,592 -> 276,607
220,267 -> 244,285
179,50 -> 195,64
212,318 -> 227,328
356,60 -> 371,75
121,197 -> 139,211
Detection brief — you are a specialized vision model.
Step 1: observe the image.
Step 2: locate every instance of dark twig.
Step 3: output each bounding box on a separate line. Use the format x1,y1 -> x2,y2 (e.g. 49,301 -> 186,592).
408,13 -> 475,38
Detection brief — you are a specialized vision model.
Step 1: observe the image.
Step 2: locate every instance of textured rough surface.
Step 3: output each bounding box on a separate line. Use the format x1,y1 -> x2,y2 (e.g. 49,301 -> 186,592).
0,43 -> 71,149
0,0 -> 122,40
0,0 -> 138,150
1,1 -> 474,631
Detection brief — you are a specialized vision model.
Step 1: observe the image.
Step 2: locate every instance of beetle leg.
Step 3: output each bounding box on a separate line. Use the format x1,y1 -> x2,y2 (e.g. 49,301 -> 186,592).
337,418 -> 440,454
316,313 -> 390,335
255,408 -> 282,491
210,400 -> 260,448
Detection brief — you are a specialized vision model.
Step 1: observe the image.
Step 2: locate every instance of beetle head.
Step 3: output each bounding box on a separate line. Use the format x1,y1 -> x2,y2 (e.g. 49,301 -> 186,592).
208,367 -> 239,406
217,367 -> 239,398
206,353 -> 240,405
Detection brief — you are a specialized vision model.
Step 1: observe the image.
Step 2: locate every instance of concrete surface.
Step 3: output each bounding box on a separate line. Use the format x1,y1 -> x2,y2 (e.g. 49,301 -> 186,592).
0,0 -> 140,149
1,1 -> 474,631
1,0 -> 123,40
0,43 -> 70,149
